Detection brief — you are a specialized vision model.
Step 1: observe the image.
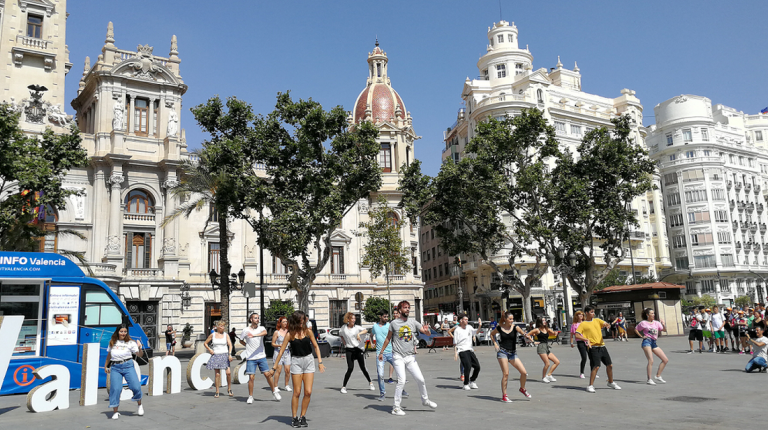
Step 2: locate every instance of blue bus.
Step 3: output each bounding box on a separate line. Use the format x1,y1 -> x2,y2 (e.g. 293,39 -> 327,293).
0,252 -> 150,395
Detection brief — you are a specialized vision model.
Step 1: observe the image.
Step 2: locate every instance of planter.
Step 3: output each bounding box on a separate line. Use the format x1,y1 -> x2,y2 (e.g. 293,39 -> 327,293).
182,339 -> 193,348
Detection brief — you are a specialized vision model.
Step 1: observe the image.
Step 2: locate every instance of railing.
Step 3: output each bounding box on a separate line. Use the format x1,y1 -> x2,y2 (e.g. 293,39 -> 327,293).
16,35 -> 49,50
759,204 -> 765,213
750,224 -> 758,232
330,274 -> 347,281
124,268 -> 163,278
124,213 -> 155,222
740,222 -> 748,231
735,182 -> 743,190
755,185 -> 761,194
748,203 -> 756,211
738,202 -> 746,211
746,183 -> 753,191
745,243 -> 753,251
388,275 -> 405,281
732,221 -> 738,230
736,242 -> 742,250
727,180 -> 732,189
667,156 -> 723,168
272,274 -> 290,282
475,94 -> 528,109
81,263 -> 117,277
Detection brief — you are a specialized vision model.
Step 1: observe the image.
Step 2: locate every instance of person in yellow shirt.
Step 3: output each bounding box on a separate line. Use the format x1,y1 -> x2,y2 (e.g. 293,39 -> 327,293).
575,306 -> 622,393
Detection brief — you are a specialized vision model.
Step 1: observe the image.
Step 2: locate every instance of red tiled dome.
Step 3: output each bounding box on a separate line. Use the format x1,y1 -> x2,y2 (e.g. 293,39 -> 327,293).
353,83 -> 406,123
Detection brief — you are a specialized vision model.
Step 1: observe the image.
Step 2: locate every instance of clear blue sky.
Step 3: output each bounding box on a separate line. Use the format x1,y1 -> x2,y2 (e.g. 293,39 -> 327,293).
65,1 -> 768,177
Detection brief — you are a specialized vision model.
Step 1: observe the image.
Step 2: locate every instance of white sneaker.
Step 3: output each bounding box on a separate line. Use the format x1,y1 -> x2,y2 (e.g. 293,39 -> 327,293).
546,375 -> 556,382
646,379 -> 656,385
422,399 -> 437,409
246,396 -> 253,404
462,385 -> 471,391
595,375 -> 600,379
579,374 -> 585,379
284,386 -> 292,392
469,382 -> 479,389
607,382 -> 621,390
340,387 -> 347,394
391,407 -> 406,416
273,390 -> 282,401
654,376 -> 666,384
586,385 -> 595,393
137,405 -> 144,416
369,383 -> 376,391
542,377 -> 551,384
112,412 -> 120,420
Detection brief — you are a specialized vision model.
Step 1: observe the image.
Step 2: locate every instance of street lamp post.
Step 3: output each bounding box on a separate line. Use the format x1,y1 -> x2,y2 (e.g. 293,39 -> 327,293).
547,248 -> 577,330
454,258 -> 464,314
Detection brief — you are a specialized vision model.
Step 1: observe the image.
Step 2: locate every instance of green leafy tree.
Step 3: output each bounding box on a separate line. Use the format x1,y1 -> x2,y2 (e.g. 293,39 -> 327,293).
688,294 -> 717,309
595,268 -> 658,291
263,300 -> 295,323
359,195 -> 411,314
550,115 -> 656,308
170,96 -> 256,326
400,109 -> 560,322
734,295 -> 752,308
362,296 -> 393,323
242,92 -> 381,312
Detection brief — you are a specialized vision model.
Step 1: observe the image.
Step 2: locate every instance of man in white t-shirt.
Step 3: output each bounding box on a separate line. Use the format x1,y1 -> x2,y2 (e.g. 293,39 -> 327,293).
744,322 -> 768,373
239,313 -> 280,403
448,313 -> 480,390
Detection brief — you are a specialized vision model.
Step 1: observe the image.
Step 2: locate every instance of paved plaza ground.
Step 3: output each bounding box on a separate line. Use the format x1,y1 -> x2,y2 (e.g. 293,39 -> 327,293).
0,335 -> 763,429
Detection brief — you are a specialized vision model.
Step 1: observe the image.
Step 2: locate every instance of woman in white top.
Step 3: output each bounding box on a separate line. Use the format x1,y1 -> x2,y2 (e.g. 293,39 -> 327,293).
272,316 -> 292,392
204,320 -> 235,397
340,312 -> 374,393
105,325 -> 144,420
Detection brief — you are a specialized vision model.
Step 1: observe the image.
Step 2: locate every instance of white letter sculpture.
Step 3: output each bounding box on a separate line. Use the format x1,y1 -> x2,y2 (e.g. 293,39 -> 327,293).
27,365 -> 71,412
148,355 -> 182,396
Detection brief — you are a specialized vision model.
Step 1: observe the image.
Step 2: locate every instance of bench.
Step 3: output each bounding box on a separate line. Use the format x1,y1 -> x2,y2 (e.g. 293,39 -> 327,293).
428,336 -> 454,353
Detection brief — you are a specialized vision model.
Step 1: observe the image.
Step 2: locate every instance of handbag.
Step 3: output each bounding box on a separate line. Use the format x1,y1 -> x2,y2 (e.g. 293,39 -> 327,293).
172,340 -> 177,346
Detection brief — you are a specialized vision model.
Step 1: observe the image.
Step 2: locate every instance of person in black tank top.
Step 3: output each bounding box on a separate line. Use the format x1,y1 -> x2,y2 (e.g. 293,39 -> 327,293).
268,311 -> 326,428
528,318 -> 561,384
490,312 -> 534,402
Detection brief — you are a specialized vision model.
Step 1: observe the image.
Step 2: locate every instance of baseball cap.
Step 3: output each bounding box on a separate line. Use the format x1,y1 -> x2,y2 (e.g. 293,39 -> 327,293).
726,307 -> 732,311
705,308 -> 711,312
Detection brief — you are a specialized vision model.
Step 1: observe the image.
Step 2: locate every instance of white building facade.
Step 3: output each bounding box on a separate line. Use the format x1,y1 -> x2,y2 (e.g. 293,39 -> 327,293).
432,20 -> 671,321
647,95 -> 768,306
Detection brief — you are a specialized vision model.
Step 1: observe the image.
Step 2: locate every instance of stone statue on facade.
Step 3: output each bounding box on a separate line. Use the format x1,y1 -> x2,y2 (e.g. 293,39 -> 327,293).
47,104 -> 70,126
112,101 -> 124,131
167,109 -> 178,137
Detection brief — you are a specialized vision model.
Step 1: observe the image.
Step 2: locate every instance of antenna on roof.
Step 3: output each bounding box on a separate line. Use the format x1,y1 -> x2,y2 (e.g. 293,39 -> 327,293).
499,0 -> 503,20
375,36 -> 379,47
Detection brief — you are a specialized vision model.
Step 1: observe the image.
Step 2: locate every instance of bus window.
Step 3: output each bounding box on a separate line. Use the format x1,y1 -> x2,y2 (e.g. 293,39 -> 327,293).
0,282 -> 43,357
83,287 -> 123,326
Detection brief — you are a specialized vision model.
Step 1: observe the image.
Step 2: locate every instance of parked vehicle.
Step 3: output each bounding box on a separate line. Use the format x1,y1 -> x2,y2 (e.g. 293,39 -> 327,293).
417,326 -> 443,349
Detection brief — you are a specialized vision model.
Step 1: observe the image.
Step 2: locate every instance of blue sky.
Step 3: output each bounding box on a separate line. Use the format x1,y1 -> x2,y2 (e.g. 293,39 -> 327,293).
65,1 -> 768,177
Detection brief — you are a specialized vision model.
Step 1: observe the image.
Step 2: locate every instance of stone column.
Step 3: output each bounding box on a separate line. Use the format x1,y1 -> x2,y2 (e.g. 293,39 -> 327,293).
159,173 -> 180,279
148,98 -> 156,136
106,170 -> 124,256
128,95 -> 135,134
695,280 -> 702,298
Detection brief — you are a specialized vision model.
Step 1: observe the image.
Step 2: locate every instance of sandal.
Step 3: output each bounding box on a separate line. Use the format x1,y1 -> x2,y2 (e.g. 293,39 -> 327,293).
214,392 -> 219,398
228,390 -> 233,397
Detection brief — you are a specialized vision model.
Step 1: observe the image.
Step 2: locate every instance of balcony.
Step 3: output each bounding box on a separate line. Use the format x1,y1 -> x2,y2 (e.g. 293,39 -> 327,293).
124,213 -> 156,223
735,182 -> 743,190
755,243 -> 762,252
748,202 -> 755,211
12,35 -> 56,70
730,200 -> 736,209
727,180 -> 732,189
759,204 -> 765,213
80,263 -> 118,278
732,221 -> 738,230
124,268 -> 164,278
746,183 -> 753,192
736,242 -> 742,250
755,185 -> 761,194
738,202 -> 746,211
761,223 -> 767,233
750,223 -> 758,233
745,243 -> 753,251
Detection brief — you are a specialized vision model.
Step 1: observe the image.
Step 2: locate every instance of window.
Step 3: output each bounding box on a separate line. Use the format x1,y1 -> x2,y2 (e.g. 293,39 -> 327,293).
208,242 -> 220,273
0,282 -> 43,357
133,98 -> 149,136
83,286 -> 123,326
718,231 -> 731,244
125,232 -> 152,269
714,210 -> 728,222
739,156 -> 745,166
124,189 -> 154,214
328,300 -> 348,327
379,143 -> 392,172
27,15 -> 43,38
757,131 -> 764,142
749,158 -> 756,168
729,154 -> 735,164
666,134 -> 673,146
438,265 -> 443,277
497,35 -> 504,43
711,189 -> 725,201
663,173 -> 678,185
515,63 -> 524,75
496,64 -> 506,78
685,151 -> 695,158
701,128 -> 709,141
571,125 -> 582,135
412,257 -> 418,276
437,246 -> 441,256
675,257 -> 689,270
690,233 -> 713,246
667,193 -> 681,206
209,203 -> 219,223
376,63 -> 381,77
688,211 -> 710,224
273,256 -> 289,274
483,69 -> 488,80
684,190 -> 707,203
331,246 -> 344,274
700,279 -> 716,293
426,250 -> 430,261
682,169 -> 704,182
490,37 -> 494,47
432,247 -> 436,259
433,267 -> 437,278
683,129 -> 692,142
694,255 -> 716,268
554,121 -> 566,132
537,89 -> 543,103
431,230 -> 435,240
685,281 -> 696,295
672,235 -> 686,248
669,154 -> 677,161
669,214 -> 684,227
507,34 -> 514,43
721,279 -> 732,292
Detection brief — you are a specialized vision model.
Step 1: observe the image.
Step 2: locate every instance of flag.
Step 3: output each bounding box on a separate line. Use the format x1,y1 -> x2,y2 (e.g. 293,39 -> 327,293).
762,106 -> 768,114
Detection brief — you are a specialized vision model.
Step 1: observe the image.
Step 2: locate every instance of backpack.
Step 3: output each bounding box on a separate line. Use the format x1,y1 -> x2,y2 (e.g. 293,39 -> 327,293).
690,317 -> 698,328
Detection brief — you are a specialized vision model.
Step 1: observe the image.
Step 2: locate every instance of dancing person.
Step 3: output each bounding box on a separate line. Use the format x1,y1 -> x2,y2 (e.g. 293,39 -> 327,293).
240,313 -> 281,403
744,321 -> 768,373
570,311 -> 592,379
612,312 -> 628,342
339,312 -> 374,393
164,324 -> 176,356
687,307 -> 704,353
272,316 -> 292,392
490,311 -> 532,402
634,308 -> 668,385
378,301 -> 438,416
575,306 -> 622,393
448,313 -> 480,390
105,325 -> 144,420
268,311 -> 326,428
371,310 -> 408,401
528,317 -> 560,383
204,320 -> 235,397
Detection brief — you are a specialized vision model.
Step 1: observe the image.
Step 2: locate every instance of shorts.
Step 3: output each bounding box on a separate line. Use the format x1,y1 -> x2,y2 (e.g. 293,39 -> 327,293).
588,346 -> 612,369
245,358 -> 269,375
496,348 -> 518,361
689,330 -> 703,341
641,338 -> 658,349
739,329 -> 748,338
166,342 -> 173,350
290,355 -> 315,374
713,331 -> 725,339
274,348 -> 291,366
702,330 -> 712,338
537,343 -> 551,355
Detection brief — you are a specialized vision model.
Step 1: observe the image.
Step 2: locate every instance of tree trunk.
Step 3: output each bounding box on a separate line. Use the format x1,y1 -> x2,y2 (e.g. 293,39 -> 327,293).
296,281 -> 310,314
218,213 -> 231,327
579,290 -> 592,311
522,288 -> 533,324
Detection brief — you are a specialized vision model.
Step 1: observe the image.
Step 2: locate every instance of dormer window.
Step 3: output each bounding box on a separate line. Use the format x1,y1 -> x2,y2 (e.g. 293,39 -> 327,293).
508,34 -> 514,43
515,63 -> 523,75
376,63 -> 381,78
497,35 -> 504,43
496,64 -> 506,78
27,15 -> 43,39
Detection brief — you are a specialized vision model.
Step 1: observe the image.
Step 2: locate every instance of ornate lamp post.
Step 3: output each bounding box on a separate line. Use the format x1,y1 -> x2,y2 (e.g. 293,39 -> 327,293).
547,248 -> 577,330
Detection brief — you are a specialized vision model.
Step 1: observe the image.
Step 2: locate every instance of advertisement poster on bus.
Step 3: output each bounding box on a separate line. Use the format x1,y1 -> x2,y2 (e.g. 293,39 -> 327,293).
47,286 -> 80,345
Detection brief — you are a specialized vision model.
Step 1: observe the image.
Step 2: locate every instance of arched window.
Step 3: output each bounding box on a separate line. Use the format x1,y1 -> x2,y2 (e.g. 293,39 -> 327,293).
537,89 -> 544,103
124,189 -> 154,214
388,212 -> 399,227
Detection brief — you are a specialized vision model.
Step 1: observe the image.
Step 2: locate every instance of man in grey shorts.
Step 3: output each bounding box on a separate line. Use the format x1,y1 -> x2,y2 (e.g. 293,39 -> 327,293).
378,301 -> 438,416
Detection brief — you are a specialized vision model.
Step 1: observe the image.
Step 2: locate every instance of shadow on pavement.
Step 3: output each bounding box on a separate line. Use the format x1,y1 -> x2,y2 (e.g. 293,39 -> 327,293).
469,395 -> 506,402
434,384 -> 462,389
353,394 -> 379,400
259,415 -> 294,425
551,385 -> 588,391
363,404 -> 392,413
0,406 -> 18,415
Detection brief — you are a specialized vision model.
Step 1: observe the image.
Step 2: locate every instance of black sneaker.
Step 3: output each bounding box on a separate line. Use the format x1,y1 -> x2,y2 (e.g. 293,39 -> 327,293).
299,416 -> 308,427
292,417 -> 300,428
686,350 -> 693,354
698,349 -> 703,353
386,378 -> 394,384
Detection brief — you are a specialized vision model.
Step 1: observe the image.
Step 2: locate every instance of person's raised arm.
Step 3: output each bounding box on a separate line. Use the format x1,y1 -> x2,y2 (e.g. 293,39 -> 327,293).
135,340 -> 144,358
447,326 -> 456,338
419,324 -> 431,336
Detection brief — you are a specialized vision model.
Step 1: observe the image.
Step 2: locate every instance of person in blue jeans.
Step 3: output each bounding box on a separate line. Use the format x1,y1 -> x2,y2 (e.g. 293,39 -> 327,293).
370,310 -> 407,401
105,325 -> 145,420
744,322 -> 768,373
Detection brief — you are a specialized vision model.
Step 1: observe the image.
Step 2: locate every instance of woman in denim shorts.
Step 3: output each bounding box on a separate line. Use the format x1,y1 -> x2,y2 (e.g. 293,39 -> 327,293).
490,312 -> 533,403
634,308 -> 668,385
